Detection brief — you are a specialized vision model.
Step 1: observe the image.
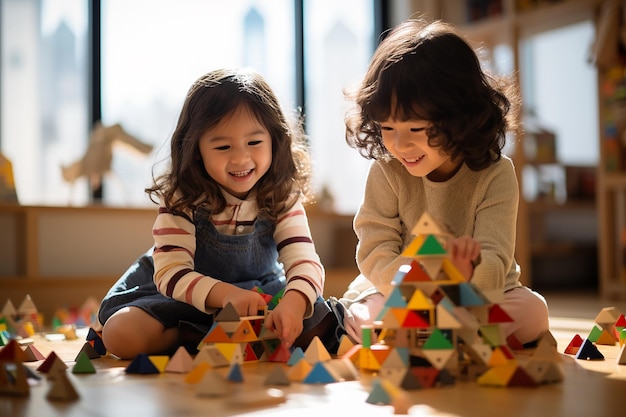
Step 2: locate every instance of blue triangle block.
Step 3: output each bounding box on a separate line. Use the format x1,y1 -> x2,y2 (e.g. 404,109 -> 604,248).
303,362 -> 335,384
287,347 -> 305,366
125,353 -> 160,374
227,363 -> 244,382
386,287 -> 408,308
459,283 -> 487,306
392,264 -> 411,285
366,379 -> 392,405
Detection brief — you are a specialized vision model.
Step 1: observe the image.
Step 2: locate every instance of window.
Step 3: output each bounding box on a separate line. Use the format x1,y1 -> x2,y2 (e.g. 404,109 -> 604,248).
2,0 -> 377,213
1,0 -> 90,205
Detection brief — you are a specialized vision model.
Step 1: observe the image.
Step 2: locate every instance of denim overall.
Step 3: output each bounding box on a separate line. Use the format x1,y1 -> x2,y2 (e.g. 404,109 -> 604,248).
97,208 -> 344,351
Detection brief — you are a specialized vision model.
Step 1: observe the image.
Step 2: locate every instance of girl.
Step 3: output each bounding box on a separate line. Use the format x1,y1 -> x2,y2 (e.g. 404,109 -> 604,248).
97,68 -> 339,359
338,19 -> 550,346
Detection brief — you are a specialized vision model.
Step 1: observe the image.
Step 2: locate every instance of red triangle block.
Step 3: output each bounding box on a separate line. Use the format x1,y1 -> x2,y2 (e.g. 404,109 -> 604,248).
402,310 -> 431,328
507,366 -> 539,387
488,304 -> 513,323
615,314 -> 626,327
403,261 -> 432,282
564,334 -> 584,355
268,343 -> 291,363
506,334 -> 524,350
37,351 -> 62,373
0,339 -> 28,363
410,367 -> 439,387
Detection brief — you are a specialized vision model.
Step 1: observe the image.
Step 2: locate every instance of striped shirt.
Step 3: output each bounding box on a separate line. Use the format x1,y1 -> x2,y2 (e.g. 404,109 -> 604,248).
151,190 -> 324,317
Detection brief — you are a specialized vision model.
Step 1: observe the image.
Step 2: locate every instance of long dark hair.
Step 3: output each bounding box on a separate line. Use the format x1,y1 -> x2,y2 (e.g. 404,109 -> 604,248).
345,19 -> 520,170
147,68 -> 313,219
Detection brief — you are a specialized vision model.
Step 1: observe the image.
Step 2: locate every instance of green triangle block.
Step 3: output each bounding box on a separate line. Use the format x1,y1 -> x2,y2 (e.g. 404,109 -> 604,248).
0,330 -> 10,346
72,351 -> 96,374
459,283 -> 487,306
303,362 -> 335,384
269,288 -> 285,310
417,234 -> 447,256
588,325 -> 602,342
480,324 -> 503,347
423,328 -> 454,349
51,317 -> 63,330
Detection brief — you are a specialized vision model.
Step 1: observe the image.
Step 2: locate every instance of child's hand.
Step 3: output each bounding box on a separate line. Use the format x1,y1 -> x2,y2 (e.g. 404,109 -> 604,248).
447,235 -> 481,280
263,290 -> 307,349
207,282 -> 267,317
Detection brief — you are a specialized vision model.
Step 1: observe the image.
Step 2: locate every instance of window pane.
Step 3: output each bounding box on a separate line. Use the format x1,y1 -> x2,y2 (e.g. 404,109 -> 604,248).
1,0 -> 89,205
304,0 -> 375,214
101,0 -> 295,206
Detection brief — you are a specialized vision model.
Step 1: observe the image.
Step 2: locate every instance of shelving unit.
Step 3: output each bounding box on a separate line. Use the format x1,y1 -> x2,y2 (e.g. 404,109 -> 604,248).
401,0 -> 603,288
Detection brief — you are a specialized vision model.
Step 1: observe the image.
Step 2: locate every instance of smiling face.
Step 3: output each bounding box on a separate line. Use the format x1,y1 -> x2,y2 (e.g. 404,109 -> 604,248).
198,105 -> 272,199
379,118 -> 461,182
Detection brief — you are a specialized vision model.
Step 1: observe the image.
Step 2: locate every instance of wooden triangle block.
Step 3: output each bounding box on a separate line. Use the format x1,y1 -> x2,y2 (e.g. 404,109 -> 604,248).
268,342 -> 291,363
75,342 -> 100,361
418,234 -> 447,256
287,358 -> 312,382
196,369 -> 228,396
402,310 -> 430,328
231,320 -> 259,342
201,322 -> 231,343
46,370 -> 79,401
37,351 -> 67,373
227,362 -> 244,382
595,306 -> 620,325
575,339 -> 605,360
194,345 -> 229,368
72,351 -> 96,374
410,366 -> 439,388
215,303 -> 240,322
402,261 -> 431,283
336,335 -> 356,357
421,257 -> 444,279
304,336 -> 331,363
436,304 -> 462,329
0,362 -> 30,396
325,358 -> 359,381
185,362 -> 210,384
0,339 -> 28,363
488,304 -> 514,323
366,379 -> 392,405
421,349 -> 455,370
148,355 -> 169,373
411,212 -> 443,236
596,329 -> 618,345
303,361 -> 336,384
125,353 -> 160,374
288,347 -> 306,366
616,344 -> 626,365
423,328 -> 453,349
165,346 -> 194,373
564,334 -> 584,354
407,289 -> 434,310
264,365 -> 291,386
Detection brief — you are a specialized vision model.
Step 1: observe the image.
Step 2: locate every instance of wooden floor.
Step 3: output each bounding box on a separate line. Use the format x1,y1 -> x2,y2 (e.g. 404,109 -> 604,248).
2,290 -> 626,417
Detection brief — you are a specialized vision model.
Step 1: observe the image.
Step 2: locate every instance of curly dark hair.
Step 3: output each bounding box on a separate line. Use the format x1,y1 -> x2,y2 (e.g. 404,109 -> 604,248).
345,19 -> 520,170
147,68 -> 313,219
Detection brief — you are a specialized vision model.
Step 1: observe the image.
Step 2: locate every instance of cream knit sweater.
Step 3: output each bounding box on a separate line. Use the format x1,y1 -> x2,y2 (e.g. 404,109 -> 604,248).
352,154 -> 522,297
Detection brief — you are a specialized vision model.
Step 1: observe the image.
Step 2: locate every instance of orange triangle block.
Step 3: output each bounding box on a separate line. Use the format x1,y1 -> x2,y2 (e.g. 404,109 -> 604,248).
231,320 -> 260,343
201,323 -> 231,343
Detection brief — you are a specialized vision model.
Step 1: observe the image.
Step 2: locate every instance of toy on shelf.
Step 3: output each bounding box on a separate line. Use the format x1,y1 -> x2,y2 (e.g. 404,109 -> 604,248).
345,212 -> 563,390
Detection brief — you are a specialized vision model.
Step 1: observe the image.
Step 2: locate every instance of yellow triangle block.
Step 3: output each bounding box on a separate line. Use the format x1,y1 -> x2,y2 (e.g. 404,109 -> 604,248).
477,362 -> 517,387
148,355 -> 170,373
441,258 -> 466,282
407,288 -> 435,310
287,359 -> 312,382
